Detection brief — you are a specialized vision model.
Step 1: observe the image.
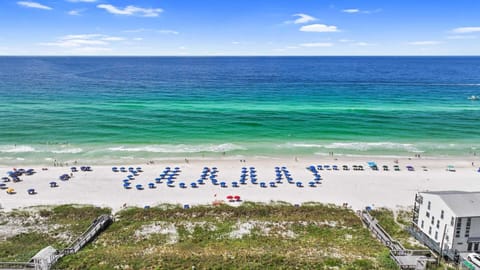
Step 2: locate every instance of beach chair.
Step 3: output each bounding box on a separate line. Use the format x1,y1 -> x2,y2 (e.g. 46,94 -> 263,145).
148,183 -> 156,189
190,182 -> 198,188
226,195 -> 234,202
6,188 -> 15,194
179,182 -> 187,189
136,167 -> 143,172
2,177 -> 9,182
27,188 -> 36,195
383,165 -> 389,171
167,182 -> 175,188
342,165 -> 349,171
120,167 -> 127,172
155,178 -> 162,184
296,182 -> 303,188
234,195 -> 241,202
332,165 -> 339,171
269,182 -> 276,188
112,167 -> 118,172
135,184 -> 144,190
197,179 -> 205,185
407,166 -> 415,171
260,182 -> 267,188
232,181 -> 239,188
0,183 -> 6,189
220,182 -> 227,188
239,179 -> 247,185
308,181 -> 316,187
394,165 -> 400,171
50,181 -> 58,188
123,183 -> 131,189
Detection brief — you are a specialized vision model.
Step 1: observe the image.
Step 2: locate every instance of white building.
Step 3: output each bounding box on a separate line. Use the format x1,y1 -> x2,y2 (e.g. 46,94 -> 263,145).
412,191 -> 480,258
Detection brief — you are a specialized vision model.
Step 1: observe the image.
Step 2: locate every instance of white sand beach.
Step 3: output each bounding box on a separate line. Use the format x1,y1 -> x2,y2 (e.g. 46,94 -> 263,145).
1,156 -> 479,212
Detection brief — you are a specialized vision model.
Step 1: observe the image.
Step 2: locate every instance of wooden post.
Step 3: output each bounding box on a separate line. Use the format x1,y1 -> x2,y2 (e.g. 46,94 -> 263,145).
438,223 -> 448,266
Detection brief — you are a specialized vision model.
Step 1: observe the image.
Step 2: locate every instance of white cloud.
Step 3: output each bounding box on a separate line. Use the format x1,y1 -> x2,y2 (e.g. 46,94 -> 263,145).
353,42 -> 373,46
232,41 -> 241,45
300,42 -> 333,47
342,9 -> 359,13
40,34 -> 125,48
292,13 -> 317,24
17,1 -> 52,10
452,27 -> 480,34
407,41 -> 441,45
101,36 -> 125,41
67,0 -> 96,2
97,4 -> 163,17
133,37 -> 143,41
68,9 -> 83,15
300,24 -> 339,33
157,30 -> 179,35
342,8 -> 381,14
446,35 -> 477,40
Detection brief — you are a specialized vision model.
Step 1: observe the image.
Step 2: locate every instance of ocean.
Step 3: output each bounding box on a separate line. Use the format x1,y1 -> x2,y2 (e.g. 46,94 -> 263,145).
1,56 -> 480,164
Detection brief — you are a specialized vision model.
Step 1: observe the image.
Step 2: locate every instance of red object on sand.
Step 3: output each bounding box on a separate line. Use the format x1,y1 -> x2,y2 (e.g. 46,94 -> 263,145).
226,195 -> 234,200
234,195 -> 241,201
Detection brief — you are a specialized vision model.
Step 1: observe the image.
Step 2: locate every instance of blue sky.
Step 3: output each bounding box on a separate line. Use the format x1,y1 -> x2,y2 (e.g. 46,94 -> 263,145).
1,0 -> 479,55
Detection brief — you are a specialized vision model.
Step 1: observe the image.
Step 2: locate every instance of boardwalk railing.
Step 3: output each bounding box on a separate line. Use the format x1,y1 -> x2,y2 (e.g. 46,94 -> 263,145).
359,210 -> 435,270
0,214 -> 113,270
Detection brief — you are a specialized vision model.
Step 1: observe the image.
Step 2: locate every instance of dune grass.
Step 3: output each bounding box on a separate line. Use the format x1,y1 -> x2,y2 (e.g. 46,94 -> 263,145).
55,202 -> 397,269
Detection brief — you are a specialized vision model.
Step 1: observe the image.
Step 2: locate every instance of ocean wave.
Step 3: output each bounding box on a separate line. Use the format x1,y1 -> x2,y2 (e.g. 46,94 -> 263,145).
279,142 -> 419,152
0,145 -> 37,153
107,143 -> 246,153
51,148 -> 83,154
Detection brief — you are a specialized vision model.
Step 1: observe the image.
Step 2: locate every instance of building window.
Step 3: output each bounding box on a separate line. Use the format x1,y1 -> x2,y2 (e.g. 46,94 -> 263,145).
427,201 -> 431,210
429,226 -> 432,235
440,210 -> 444,219
455,218 -> 462,238
435,231 -> 438,240
436,220 -> 440,229
421,220 -> 424,229
446,235 -> 449,241
465,218 -> 471,238
426,212 -> 430,218
451,217 -> 454,226
475,243 -> 479,251
431,216 -> 435,225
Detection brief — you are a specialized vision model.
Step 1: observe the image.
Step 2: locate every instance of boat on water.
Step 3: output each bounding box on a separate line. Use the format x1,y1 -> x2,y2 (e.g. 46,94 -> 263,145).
467,95 -> 480,100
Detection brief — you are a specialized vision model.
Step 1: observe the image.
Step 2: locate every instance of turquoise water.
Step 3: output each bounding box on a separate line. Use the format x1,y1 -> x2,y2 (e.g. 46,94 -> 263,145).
1,57 -> 480,164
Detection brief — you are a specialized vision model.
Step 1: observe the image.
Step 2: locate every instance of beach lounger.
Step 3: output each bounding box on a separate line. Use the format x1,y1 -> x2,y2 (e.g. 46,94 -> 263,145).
135,184 -> 144,190
260,182 -> 266,188
6,188 -> 15,194
148,183 -> 155,189
269,182 -> 276,188
179,182 -> 187,188
123,183 -> 131,189
332,165 -> 339,170
232,181 -> 239,188
190,182 -> 198,188
342,165 -> 349,170
27,188 -> 36,195
120,167 -> 127,172
50,181 -> 58,188
0,183 -> 6,189
220,182 -> 227,188
296,182 -> 303,188
308,181 -> 316,187
234,195 -> 241,201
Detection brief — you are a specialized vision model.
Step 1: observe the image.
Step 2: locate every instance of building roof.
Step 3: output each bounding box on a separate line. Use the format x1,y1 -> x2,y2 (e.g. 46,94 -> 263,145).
421,191 -> 480,217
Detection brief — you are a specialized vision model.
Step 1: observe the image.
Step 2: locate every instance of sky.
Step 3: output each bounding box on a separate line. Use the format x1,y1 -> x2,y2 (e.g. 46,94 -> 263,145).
1,0 -> 480,56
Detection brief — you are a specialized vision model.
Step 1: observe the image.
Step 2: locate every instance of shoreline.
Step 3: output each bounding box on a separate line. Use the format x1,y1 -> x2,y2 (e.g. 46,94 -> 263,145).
1,155 -> 479,213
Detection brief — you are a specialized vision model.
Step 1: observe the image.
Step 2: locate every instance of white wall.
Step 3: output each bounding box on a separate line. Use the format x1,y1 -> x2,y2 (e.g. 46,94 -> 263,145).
417,193 -> 455,250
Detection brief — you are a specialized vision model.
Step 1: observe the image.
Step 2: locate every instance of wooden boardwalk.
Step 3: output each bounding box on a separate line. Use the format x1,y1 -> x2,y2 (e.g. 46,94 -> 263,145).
360,210 -> 435,270
0,214 -> 113,270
